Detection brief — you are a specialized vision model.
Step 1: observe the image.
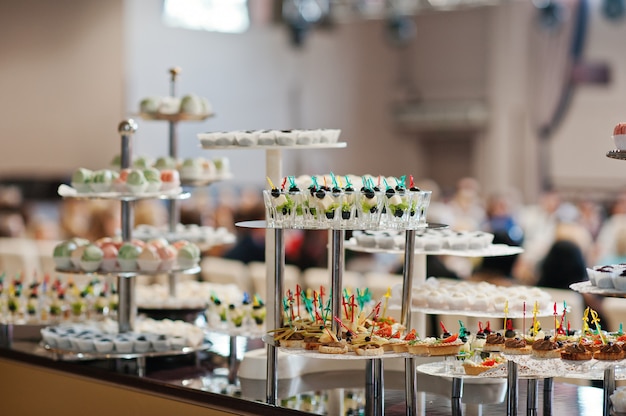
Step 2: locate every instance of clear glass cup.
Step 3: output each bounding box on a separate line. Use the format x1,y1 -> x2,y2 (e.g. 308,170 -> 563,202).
382,189 -> 414,230
418,190 -> 432,226
263,189 -> 296,228
338,190 -> 358,229
356,189 -> 384,229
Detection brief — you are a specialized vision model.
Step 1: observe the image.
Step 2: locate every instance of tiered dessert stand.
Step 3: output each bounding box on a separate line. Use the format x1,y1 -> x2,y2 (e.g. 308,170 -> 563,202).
47,120 -> 205,376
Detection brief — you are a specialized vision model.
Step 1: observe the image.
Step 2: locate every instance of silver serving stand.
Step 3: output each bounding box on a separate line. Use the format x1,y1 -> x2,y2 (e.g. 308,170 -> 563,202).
237,220 -> 443,416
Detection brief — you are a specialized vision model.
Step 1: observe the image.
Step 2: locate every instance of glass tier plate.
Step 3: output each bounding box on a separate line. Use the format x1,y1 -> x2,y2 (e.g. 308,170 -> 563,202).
55,265 -> 201,278
261,335 -> 406,360
570,281 -> 626,298
205,325 -> 267,339
607,150 -> 626,160
200,142 -> 347,150
235,220 -> 448,232
418,358 -> 626,381
345,240 -> 523,257
58,184 -> 190,201
42,341 -> 211,360
138,112 -> 214,122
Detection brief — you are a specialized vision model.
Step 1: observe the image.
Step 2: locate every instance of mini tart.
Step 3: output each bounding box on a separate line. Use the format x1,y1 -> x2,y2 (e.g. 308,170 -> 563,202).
560,343 -> 592,361
319,341 -> 348,354
275,330 -> 305,349
303,335 -> 322,351
531,338 -> 562,359
407,340 -> 430,356
594,343 -> 624,361
503,337 -> 532,355
428,338 -> 463,357
387,338 -> 408,353
354,343 -> 385,357
462,360 -> 504,376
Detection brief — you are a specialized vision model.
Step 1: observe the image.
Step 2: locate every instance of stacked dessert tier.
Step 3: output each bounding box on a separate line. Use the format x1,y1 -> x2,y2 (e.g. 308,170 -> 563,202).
133,224 -> 235,249
198,129 -> 342,148
139,93 -> 213,121
52,237 -> 201,274
40,317 -> 206,355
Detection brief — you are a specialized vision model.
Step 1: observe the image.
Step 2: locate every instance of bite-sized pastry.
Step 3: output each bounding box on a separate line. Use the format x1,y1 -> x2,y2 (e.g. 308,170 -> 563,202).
158,96 -> 182,115
318,340 -> 348,354
117,242 -> 142,271
354,343 -> 385,356
235,130 -> 259,146
90,169 -> 117,193
176,242 -> 200,269
614,122 -> 626,150
594,342 -> 624,361
560,342 -> 592,361
126,169 -> 147,194
483,333 -> 506,352
139,97 -> 161,113
137,244 -> 161,272
257,130 -> 277,145
154,156 -> 178,170
276,130 -> 297,146
278,331 -> 305,349
503,337 -> 531,355
80,243 -> 103,272
53,240 -> 78,269
160,169 -> 181,191
462,356 -> 506,376
428,333 -> 463,356
531,336 -> 562,359
143,168 -> 162,192
180,93 -> 212,115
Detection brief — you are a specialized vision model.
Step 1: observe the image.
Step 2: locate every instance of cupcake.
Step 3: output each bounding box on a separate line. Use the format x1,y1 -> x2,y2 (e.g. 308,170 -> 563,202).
180,158 -> 204,180
158,245 -> 177,270
176,242 -> 200,269
160,169 -> 180,192
143,167 -> 162,192
235,130 -> 259,146
154,156 -> 178,170
80,243 -> 103,272
133,156 -> 152,170
90,169 -> 117,193
71,168 -> 93,193
117,242 -> 142,271
614,122 -> 626,150
180,93 -> 212,115
139,96 -> 161,113
70,245 -> 87,269
112,168 -> 130,193
257,130 -> 276,145
137,244 -> 161,272
276,130 -> 297,146
213,157 -> 230,176
126,169 -> 147,194
53,240 -> 78,269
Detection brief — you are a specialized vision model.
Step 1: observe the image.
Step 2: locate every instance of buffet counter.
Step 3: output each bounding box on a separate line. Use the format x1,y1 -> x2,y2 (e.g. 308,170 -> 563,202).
0,342 -> 305,416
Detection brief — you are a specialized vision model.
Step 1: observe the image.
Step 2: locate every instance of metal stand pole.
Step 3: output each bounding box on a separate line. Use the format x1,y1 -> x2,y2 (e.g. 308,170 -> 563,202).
330,230 -> 344,337
228,335 -> 238,385
527,379 -> 538,416
451,377 -> 464,416
365,359 -> 384,416
266,228 -> 284,405
507,360 -> 518,416
604,366 -> 616,416
542,378 -> 553,416
402,229 -> 418,416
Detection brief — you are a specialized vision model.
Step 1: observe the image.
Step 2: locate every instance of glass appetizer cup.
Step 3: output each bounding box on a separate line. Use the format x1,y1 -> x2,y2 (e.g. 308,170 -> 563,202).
382,189 -> 415,230
263,189 -> 296,228
418,190 -> 432,226
337,190 -> 358,229
356,189 -> 384,229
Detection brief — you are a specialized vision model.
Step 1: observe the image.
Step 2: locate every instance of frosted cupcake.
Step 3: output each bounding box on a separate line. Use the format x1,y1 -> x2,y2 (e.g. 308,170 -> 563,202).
80,243 -> 103,272
126,169 -> 147,194
143,168 -> 162,192
176,242 -> 200,269
154,156 -> 177,170
90,169 -> 117,193
158,245 -> 177,270
53,240 -> 78,269
160,169 -> 180,192
613,122 -> 626,150
117,242 -> 142,271
137,244 -> 161,272
71,168 -> 93,193
180,158 -> 204,180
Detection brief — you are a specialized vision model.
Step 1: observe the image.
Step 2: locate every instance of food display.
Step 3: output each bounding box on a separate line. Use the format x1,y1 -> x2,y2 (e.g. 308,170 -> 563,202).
391,277 -> 555,315
198,129 -> 341,147
53,237 -> 201,274
263,174 -> 431,230
350,228 -> 495,252
111,155 -> 231,185
40,317 -> 206,354
0,275 -> 118,325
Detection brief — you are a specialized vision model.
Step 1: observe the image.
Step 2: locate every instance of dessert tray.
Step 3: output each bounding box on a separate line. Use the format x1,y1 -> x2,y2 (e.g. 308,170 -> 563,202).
198,129 -> 344,149
345,240 -> 523,257
200,142 -> 348,150
570,281 -> 626,298
418,356 -> 626,381
41,341 -> 212,360
58,184 -> 189,201
261,335 -> 405,360
55,265 -> 201,277
139,111 -> 214,122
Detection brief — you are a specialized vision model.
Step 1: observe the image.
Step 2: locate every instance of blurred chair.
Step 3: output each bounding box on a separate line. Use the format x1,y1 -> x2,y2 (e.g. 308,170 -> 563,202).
200,256 -> 252,294
247,261 -> 302,300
